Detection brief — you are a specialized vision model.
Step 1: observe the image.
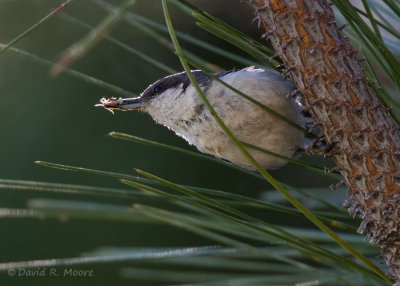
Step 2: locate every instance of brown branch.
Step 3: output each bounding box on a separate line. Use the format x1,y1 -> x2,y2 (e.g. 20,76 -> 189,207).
250,0 -> 400,282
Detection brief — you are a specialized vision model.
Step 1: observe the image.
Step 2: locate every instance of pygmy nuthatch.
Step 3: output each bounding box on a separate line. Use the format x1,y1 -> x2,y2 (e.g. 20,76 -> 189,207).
98,67 -> 306,170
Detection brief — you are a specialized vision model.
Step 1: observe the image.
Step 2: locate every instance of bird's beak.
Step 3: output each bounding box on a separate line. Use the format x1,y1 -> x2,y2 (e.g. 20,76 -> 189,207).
96,97 -> 147,112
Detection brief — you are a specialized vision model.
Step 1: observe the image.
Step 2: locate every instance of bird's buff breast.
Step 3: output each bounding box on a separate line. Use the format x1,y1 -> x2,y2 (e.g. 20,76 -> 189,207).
188,104 -> 304,170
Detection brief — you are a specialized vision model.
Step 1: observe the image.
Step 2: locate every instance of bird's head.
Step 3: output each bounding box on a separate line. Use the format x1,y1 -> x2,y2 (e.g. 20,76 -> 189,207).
97,70 -> 210,113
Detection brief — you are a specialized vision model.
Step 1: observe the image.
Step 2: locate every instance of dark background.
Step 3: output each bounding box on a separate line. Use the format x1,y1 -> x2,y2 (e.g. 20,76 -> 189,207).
0,1 -> 339,285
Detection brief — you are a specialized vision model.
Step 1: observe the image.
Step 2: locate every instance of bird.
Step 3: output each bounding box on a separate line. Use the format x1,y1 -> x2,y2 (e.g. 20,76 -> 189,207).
97,67 -> 306,170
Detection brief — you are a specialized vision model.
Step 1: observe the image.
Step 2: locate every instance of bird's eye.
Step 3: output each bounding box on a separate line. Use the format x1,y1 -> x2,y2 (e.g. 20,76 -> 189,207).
153,86 -> 163,94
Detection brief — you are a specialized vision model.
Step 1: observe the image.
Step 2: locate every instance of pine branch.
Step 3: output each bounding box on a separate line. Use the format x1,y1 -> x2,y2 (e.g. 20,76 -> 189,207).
250,0 -> 400,283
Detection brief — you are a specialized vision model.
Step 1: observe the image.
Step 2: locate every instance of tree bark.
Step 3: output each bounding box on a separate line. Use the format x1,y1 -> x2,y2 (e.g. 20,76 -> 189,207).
250,0 -> 400,282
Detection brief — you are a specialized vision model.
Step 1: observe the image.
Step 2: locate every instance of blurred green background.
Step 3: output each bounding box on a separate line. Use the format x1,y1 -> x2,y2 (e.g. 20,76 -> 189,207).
0,1 -> 339,285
